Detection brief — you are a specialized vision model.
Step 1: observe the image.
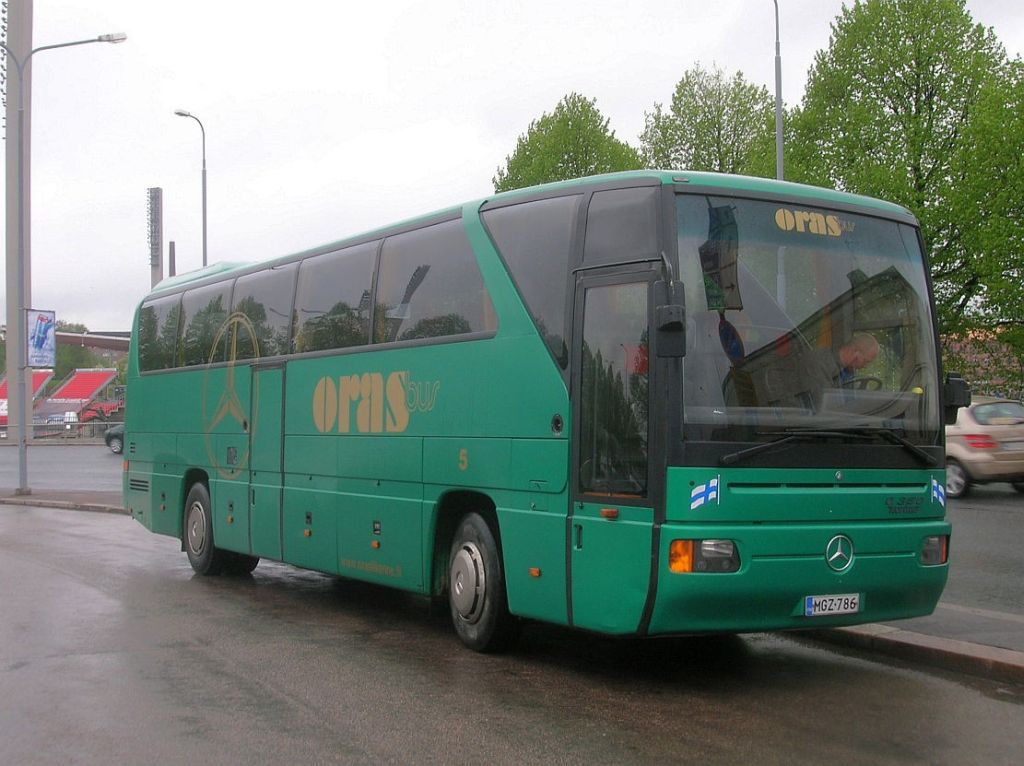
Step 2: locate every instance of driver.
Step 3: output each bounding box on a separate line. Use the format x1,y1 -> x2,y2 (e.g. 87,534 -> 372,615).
723,331 -> 880,410
835,333 -> 880,385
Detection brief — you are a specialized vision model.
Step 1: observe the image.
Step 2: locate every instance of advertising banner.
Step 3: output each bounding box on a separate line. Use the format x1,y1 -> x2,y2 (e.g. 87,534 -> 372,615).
27,309 -> 56,368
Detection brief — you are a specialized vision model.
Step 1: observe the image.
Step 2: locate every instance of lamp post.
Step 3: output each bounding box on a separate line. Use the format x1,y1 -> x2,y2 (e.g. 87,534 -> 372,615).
773,1 -> 784,180
1,32 -> 127,496
174,109 -> 207,268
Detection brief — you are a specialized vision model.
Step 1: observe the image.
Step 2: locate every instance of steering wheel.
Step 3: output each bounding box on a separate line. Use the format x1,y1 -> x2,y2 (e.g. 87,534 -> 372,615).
843,376 -> 883,391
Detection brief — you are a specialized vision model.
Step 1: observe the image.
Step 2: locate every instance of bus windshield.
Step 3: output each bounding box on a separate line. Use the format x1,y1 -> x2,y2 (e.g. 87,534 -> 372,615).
677,193 -> 941,445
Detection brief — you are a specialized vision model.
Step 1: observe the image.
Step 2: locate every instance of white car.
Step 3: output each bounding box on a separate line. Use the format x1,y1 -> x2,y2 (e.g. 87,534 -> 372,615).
945,396 -> 1024,498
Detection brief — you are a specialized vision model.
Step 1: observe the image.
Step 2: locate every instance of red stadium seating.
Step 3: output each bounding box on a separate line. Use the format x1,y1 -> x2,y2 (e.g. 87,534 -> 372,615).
0,370 -> 54,426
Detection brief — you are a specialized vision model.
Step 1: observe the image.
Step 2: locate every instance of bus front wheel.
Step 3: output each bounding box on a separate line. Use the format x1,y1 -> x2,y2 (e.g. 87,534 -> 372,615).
448,513 -> 518,652
226,552 -> 260,574
184,483 -> 230,576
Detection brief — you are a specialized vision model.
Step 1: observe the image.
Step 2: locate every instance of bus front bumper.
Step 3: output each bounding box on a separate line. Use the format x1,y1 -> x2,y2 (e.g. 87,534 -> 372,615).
646,520 -> 950,635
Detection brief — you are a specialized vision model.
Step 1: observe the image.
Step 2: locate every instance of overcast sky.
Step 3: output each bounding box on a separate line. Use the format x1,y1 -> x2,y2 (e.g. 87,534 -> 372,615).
2,0 -> 1022,332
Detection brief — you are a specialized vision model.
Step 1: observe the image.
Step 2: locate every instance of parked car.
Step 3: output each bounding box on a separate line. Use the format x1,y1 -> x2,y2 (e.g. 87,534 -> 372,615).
945,396 -> 1024,498
104,423 -> 125,454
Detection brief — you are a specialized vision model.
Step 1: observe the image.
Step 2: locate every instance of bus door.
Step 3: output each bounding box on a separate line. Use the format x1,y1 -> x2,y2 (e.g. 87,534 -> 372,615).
204,329 -> 253,555
249,362 -> 285,560
569,272 -> 656,634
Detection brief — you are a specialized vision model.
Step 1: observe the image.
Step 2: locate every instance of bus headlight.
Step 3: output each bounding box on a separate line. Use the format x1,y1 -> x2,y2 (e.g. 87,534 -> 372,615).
669,539 -> 740,573
920,535 -> 949,566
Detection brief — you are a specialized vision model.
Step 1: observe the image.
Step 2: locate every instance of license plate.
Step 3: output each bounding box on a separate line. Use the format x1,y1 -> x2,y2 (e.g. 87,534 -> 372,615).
804,593 -> 860,617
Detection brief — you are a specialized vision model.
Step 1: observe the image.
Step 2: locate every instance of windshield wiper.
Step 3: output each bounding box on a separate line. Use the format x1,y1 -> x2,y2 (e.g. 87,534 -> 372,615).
719,429 -> 870,466
860,427 -> 938,467
718,427 -> 938,467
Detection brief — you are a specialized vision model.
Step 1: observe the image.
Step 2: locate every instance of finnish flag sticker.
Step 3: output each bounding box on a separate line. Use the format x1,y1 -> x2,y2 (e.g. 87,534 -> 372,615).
690,476 -> 721,510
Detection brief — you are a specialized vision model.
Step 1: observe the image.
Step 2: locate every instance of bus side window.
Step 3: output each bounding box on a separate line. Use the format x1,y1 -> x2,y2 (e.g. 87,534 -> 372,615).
578,282 -> 649,497
231,264 -> 297,360
179,283 -> 231,366
373,220 -> 491,344
138,294 -> 182,371
584,186 -> 660,264
293,242 -> 376,353
482,194 -> 579,368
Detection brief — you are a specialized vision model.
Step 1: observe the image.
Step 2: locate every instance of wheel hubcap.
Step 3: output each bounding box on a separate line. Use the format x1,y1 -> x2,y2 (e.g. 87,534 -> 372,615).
450,542 -> 485,624
187,502 -> 207,556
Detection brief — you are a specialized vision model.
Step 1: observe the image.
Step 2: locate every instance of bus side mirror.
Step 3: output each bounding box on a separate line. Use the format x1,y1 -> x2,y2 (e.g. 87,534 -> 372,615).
943,372 -> 971,425
656,303 -> 686,357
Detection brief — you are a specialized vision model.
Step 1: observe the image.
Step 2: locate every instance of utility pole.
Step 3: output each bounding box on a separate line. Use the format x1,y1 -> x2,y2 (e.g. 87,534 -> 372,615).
4,0 -> 33,488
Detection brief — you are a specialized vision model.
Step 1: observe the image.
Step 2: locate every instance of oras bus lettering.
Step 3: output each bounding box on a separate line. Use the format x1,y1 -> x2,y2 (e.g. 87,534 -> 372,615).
774,207 -> 843,237
312,371 -> 440,434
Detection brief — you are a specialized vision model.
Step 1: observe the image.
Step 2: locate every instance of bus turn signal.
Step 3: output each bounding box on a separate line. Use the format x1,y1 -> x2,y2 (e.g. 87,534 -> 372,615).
669,540 -> 694,572
669,539 -> 740,573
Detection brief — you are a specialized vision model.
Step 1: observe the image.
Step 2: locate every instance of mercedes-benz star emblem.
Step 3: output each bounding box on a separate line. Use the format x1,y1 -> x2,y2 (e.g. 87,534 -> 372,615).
825,534 -> 854,572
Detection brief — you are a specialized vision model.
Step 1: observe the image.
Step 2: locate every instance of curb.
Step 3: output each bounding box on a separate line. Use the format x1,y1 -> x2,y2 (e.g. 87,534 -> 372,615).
1,496 -> 128,515
803,623 -> 1024,685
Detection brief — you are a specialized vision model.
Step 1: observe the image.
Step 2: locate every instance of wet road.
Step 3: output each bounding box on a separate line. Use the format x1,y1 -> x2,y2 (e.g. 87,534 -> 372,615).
943,484 -> 1023,615
0,443 -> 122,493
1,505 -> 1022,765
886,483 -> 1024,651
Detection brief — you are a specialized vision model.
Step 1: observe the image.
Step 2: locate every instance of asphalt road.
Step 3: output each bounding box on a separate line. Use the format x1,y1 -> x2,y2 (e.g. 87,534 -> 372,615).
0,442 -> 122,493
942,483 -> 1022,615
1,504 -> 1023,765
880,482 -> 1024,654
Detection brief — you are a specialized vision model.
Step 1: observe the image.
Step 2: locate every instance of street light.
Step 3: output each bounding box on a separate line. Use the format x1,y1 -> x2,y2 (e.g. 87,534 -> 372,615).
0,32 -> 127,496
773,1 -> 784,180
174,109 -> 207,268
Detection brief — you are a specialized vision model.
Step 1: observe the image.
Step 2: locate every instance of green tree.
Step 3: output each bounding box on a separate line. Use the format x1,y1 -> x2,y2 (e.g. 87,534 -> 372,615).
493,93 -> 641,192
56,320 -> 88,334
55,343 -> 105,383
944,61 -> 1024,332
640,63 -> 774,174
785,0 -> 1021,345
944,328 -> 1024,400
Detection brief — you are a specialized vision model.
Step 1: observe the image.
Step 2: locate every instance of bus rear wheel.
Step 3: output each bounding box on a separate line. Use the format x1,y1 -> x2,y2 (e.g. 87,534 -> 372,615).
184,483 -> 230,576
448,513 -> 518,652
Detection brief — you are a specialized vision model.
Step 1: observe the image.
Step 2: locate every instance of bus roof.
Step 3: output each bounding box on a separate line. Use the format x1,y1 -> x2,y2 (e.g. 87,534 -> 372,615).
150,261 -> 252,292
481,170 -> 913,218
142,170 -> 913,301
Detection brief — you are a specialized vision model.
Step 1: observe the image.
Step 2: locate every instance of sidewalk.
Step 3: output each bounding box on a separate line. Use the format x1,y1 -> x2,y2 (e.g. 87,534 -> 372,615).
804,606 -> 1024,685
1,488 -> 125,514
2,488 -> 1022,685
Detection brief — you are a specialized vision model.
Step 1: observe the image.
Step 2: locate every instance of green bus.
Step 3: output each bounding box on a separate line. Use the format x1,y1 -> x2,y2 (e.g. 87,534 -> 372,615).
124,170 -> 969,651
